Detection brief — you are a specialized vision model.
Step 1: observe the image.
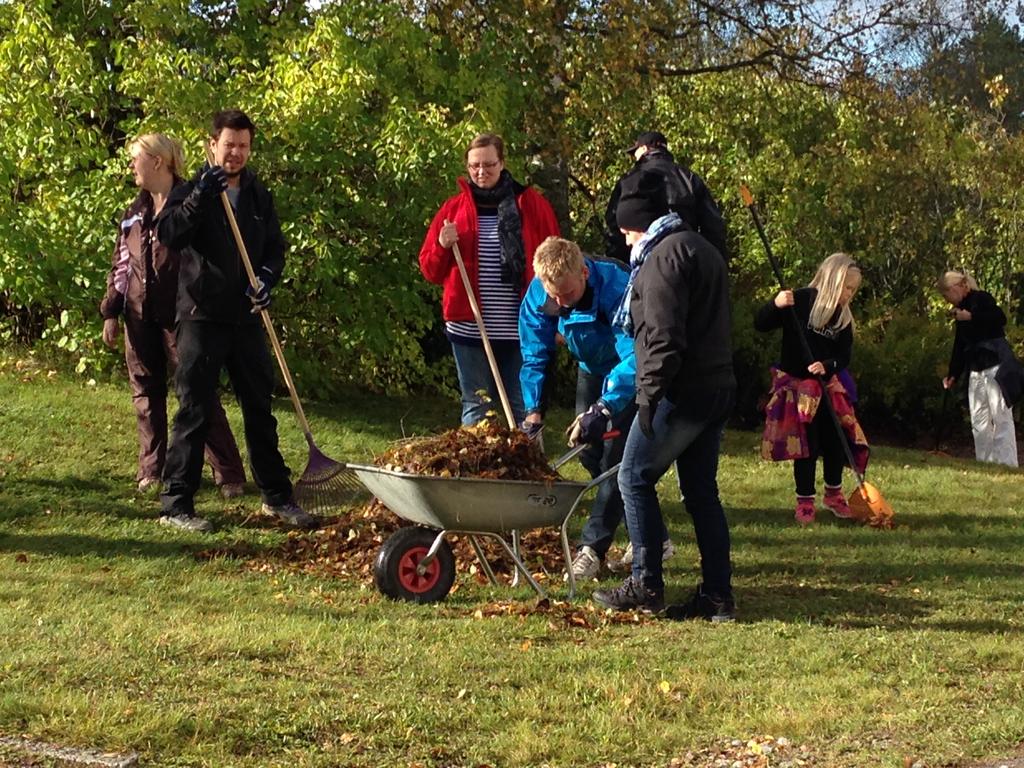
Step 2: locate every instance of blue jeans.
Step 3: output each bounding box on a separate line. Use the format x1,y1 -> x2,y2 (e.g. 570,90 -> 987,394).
451,341 -> 525,426
618,388 -> 734,594
574,370 -> 667,556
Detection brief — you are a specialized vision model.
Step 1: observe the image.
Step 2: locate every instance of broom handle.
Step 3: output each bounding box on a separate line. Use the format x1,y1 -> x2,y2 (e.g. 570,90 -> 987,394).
447,223 -> 516,430
739,185 -> 866,486
205,149 -> 315,446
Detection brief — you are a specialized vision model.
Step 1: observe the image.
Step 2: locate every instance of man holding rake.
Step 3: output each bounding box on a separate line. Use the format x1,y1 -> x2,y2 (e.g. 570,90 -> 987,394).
156,109 -> 313,532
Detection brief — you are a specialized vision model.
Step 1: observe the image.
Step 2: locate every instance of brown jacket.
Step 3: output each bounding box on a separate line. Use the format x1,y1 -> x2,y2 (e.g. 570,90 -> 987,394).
100,185 -> 182,325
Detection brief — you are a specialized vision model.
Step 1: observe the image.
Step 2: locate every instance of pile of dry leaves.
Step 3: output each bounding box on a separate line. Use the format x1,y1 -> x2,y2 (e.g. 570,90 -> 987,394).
376,419 -> 559,481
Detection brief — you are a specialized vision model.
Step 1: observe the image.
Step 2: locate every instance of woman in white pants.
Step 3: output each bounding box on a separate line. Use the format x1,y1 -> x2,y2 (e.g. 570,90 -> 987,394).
939,271 -> 1019,467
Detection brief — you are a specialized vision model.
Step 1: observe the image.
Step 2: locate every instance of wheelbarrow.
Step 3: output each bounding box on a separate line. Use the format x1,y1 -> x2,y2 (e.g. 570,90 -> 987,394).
348,440 -> 620,604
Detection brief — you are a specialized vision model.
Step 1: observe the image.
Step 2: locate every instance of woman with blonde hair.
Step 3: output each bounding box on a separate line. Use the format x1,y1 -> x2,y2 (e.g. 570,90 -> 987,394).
100,132 -> 246,495
938,270 -> 1020,467
756,252 -> 869,524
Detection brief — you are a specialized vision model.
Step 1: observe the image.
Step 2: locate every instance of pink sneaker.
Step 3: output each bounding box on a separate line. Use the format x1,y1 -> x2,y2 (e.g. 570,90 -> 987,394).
794,496 -> 816,525
823,486 -> 854,519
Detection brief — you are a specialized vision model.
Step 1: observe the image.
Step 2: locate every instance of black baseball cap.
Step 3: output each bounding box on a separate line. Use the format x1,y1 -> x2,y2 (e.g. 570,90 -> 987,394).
624,131 -> 668,154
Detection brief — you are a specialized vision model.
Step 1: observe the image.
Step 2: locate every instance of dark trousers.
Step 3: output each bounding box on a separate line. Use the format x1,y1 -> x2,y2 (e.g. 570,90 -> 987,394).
124,314 -> 244,484
618,389 -> 734,595
574,370 -> 667,557
793,404 -> 845,496
161,320 -> 292,516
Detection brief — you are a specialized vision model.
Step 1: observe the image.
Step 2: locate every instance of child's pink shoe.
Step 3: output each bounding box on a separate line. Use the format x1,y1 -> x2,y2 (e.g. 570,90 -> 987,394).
794,496 -> 816,525
823,486 -> 854,519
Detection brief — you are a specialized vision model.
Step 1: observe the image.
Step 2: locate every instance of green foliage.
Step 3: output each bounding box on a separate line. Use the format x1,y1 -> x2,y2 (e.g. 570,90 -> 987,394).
854,300 -> 955,440
3,0 -> 1024,432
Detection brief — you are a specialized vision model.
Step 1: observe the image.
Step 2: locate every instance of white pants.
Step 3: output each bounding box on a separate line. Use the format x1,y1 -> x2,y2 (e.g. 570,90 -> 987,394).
968,366 -> 1019,467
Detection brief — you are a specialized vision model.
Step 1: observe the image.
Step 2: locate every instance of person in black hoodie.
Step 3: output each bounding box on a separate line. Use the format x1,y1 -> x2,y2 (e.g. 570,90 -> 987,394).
939,270 -> 1020,467
604,131 -> 728,263
591,170 -> 736,621
156,109 -> 313,532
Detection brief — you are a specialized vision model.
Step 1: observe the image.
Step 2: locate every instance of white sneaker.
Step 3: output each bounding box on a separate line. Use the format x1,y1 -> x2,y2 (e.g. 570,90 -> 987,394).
609,539 -> 675,572
567,545 -> 602,581
261,501 -> 317,529
158,513 -> 212,533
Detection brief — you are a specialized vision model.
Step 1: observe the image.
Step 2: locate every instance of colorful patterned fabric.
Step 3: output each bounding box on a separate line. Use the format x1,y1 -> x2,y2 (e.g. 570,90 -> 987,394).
761,368 -> 869,473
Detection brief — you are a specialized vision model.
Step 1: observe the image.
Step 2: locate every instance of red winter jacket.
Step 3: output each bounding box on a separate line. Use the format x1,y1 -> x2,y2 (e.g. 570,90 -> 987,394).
419,177 -> 560,322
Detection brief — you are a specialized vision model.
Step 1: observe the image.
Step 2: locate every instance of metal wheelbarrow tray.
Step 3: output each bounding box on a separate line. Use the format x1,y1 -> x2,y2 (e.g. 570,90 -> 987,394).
347,462 -> 618,604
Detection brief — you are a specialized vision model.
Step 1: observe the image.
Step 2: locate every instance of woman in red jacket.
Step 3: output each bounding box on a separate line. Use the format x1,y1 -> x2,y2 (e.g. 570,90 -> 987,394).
419,133 -> 560,426
100,133 -> 246,495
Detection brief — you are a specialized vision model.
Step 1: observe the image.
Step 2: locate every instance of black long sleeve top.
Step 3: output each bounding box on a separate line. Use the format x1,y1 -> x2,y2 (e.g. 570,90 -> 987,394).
947,289 -> 1007,379
754,287 -> 852,379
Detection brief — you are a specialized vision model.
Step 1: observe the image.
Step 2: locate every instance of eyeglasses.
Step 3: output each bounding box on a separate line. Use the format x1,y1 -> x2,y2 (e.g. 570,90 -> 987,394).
467,161 -> 500,171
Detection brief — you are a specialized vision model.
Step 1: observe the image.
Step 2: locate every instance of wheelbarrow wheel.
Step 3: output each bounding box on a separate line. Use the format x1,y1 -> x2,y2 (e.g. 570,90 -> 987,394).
374,526 -> 455,603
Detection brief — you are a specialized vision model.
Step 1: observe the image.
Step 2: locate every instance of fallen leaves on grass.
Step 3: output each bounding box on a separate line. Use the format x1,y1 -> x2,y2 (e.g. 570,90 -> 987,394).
470,597 -> 653,630
594,735 -> 817,767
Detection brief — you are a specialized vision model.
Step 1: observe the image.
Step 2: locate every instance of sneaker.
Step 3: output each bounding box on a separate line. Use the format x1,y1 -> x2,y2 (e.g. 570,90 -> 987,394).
567,545 -> 602,582
219,483 -> 245,500
823,486 -> 854,519
262,501 -> 317,529
794,496 -> 816,525
158,513 -> 212,533
664,584 -> 736,623
608,538 -> 675,573
137,476 -> 161,493
592,575 -> 664,613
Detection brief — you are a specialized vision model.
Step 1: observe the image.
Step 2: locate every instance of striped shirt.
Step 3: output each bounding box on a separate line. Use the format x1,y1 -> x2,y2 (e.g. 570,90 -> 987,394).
446,213 -> 521,342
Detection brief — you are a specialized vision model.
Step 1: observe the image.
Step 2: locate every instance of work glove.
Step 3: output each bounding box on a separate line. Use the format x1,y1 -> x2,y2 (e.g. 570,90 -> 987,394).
519,418 -> 544,441
245,266 -> 276,313
636,399 -> 658,440
196,164 -> 228,198
565,399 -> 610,448
577,403 -> 612,447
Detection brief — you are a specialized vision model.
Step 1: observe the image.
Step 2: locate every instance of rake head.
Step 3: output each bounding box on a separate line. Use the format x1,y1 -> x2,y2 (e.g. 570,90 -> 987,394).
293,442 -> 370,517
848,480 -> 894,529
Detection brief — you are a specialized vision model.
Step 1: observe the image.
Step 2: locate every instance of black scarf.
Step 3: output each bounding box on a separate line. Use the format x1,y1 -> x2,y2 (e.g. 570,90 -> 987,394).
470,170 -> 526,285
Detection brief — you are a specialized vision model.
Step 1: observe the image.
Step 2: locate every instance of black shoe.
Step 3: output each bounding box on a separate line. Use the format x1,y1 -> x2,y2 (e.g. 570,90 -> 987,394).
664,584 -> 736,623
592,576 -> 664,613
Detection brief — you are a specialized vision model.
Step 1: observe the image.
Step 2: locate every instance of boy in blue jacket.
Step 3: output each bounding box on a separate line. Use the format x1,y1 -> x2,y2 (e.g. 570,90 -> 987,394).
519,236 -> 672,580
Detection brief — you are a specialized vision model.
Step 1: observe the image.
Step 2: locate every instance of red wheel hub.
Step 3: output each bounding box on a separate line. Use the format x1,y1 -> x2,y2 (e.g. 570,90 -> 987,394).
397,546 -> 441,593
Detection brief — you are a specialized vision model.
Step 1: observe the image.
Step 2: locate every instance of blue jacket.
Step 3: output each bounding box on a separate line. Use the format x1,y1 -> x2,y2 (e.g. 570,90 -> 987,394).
519,258 -> 636,415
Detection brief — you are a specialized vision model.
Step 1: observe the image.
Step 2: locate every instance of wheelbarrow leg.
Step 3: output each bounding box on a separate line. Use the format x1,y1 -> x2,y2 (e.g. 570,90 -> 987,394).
484,532 -> 547,599
510,529 -> 522,587
561,463 -> 622,601
469,535 -> 499,586
560,514 -> 577,601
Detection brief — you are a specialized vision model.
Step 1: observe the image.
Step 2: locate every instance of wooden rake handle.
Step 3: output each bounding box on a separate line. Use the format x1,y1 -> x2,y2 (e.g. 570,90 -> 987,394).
447,220 -> 516,430
204,147 -> 315,445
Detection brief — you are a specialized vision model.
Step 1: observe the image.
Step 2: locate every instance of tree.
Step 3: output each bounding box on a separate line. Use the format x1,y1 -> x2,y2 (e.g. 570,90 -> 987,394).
917,11 -> 1024,132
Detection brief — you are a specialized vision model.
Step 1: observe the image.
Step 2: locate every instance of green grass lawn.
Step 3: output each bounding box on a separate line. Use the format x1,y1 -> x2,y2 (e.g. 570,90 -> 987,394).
1,354 -> 1022,768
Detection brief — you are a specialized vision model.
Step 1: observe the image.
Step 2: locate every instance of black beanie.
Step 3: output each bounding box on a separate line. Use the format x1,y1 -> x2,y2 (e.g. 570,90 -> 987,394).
615,170 -> 669,232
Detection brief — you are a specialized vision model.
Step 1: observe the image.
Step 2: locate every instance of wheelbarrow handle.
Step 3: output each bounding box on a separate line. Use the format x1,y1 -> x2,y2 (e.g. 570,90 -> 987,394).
551,430 -> 621,470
